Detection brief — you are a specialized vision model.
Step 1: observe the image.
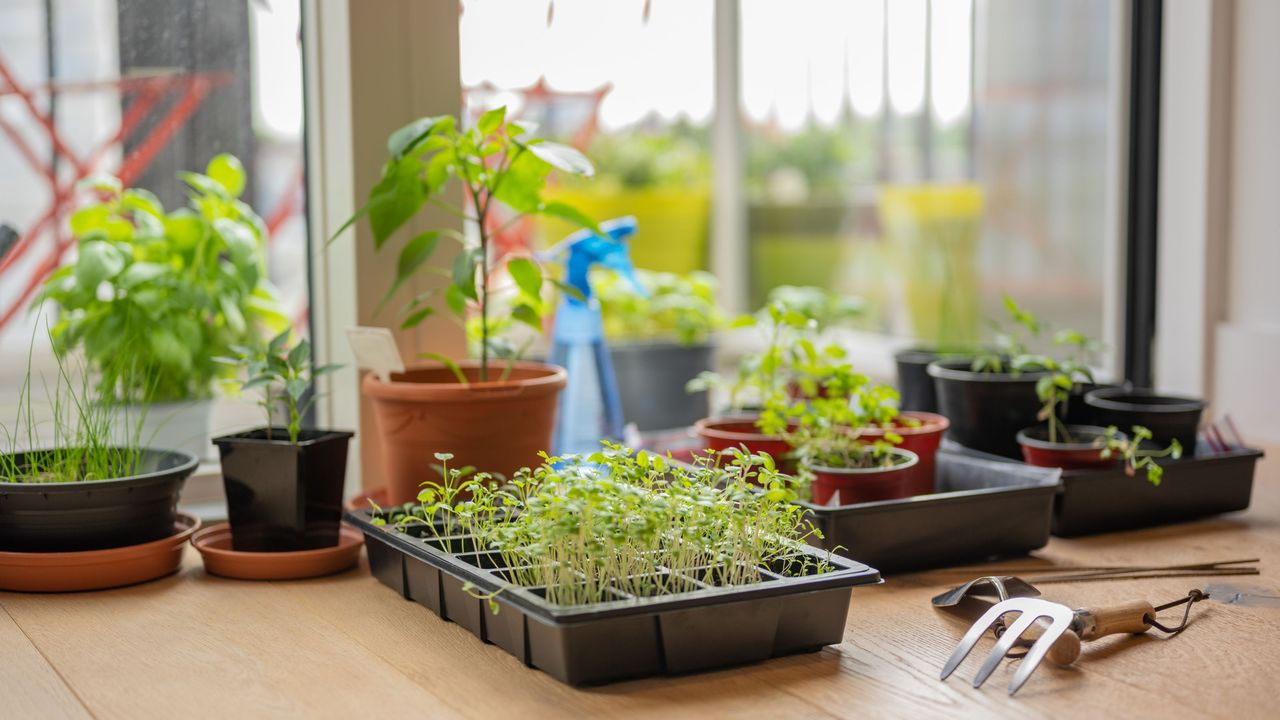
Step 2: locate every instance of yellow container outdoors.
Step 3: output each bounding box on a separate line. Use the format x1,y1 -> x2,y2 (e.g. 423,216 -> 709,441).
537,186 -> 711,274
879,185 -> 985,349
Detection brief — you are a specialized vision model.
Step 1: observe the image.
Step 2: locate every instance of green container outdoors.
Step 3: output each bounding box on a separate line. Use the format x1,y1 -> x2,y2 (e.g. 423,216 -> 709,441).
879,185 -> 984,349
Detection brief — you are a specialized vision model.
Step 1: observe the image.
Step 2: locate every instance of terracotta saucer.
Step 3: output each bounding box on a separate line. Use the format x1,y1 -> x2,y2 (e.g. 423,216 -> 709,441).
192,523 -> 364,580
345,486 -> 393,513
0,513 -> 200,593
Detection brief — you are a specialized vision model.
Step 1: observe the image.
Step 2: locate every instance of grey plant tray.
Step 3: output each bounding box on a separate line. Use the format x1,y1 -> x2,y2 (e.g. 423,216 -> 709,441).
348,509 -> 881,685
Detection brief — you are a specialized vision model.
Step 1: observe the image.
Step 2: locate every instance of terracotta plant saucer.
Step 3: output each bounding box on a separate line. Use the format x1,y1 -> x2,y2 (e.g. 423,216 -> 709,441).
0,513 -> 200,593
192,523 -> 364,580
345,486 -> 393,513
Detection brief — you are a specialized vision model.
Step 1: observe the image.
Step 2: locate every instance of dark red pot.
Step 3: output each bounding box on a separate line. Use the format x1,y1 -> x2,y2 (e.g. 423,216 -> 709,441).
858,411 -> 949,496
809,449 -> 918,506
693,416 -> 794,472
1016,425 -> 1119,470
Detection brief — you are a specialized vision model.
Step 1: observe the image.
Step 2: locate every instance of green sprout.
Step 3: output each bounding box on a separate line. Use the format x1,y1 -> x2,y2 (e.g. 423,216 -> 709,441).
217,329 -> 343,444
1098,425 -> 1183,485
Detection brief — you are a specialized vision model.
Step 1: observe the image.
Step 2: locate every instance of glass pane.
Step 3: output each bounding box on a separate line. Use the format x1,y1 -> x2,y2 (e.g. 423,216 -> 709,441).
0,0 -> 308,451
742,0 -> 1118,353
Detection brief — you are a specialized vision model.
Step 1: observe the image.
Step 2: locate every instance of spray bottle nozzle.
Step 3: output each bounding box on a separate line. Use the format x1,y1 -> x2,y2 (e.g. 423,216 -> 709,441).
544,215 -> 643,302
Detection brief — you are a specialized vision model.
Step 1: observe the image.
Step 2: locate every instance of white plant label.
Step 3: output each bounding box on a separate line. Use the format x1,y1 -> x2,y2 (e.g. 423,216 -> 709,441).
345,326 -> 404,382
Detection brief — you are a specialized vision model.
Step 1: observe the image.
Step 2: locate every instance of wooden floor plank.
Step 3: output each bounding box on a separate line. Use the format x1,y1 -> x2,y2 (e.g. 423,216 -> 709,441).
0,605 -> 91,720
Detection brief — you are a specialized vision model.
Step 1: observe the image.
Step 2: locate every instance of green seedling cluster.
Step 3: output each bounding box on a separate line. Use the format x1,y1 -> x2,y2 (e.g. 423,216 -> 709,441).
1098,425 -> 1183,485
216,329 -> 343,444
382,444 -> 831,607
596,268 -> 724,346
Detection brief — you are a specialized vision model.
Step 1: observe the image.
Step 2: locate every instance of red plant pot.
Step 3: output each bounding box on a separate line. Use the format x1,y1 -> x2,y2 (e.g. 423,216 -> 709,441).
1016,425 -> 1119,470
693,416 -> 794,472
859,411 -> 950,496
809,449 -> 919,506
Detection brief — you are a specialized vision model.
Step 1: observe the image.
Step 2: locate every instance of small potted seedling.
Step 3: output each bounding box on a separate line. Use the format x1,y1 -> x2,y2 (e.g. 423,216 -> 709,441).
769,369 -> 919,506
929,295 -> 1103,458
213,330 -> 350,552
1015,334 -> 1111,470
596,268 -> 724,431
1096,425 -> 1183,485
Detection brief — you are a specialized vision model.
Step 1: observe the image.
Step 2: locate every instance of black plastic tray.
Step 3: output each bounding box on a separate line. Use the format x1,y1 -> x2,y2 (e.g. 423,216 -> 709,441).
944,441 -> 1265,536
796,451 -> 1061,573
347,509 -> 881,685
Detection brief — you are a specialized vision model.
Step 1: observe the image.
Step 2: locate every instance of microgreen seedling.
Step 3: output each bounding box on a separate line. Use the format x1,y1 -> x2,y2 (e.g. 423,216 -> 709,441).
1097,425 -> 1183,485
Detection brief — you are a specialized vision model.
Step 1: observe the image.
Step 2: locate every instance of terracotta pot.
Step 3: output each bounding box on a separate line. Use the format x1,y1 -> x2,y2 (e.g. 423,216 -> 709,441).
1016,425 -> 1118,470
858,411 -> 950,496
363,361 -> 567,504
810,448 -> 918,506
0,513 -> 199,592
693,416 -> 794,471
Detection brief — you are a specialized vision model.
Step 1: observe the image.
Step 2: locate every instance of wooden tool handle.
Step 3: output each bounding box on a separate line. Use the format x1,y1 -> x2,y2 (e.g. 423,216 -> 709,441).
1023,620 -> 1082,665
1078,600 -> 1155,640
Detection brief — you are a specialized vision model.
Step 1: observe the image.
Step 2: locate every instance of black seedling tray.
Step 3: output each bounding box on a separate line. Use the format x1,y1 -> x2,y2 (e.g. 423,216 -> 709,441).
347,510 -> 881,685
796,451 -> 1061,573
945,441 -> 1265,536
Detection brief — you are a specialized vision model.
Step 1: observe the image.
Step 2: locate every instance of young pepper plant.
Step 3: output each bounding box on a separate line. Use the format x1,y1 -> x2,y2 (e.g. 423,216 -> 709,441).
218,329 -> 343,443
337,106 -> 599,382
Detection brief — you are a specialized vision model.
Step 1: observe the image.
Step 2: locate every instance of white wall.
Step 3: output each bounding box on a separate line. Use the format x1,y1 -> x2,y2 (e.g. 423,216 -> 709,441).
1213,0 -> 1280,445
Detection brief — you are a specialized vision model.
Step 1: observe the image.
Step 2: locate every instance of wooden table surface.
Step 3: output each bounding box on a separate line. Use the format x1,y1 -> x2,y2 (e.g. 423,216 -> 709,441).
4,453 -> 1276,720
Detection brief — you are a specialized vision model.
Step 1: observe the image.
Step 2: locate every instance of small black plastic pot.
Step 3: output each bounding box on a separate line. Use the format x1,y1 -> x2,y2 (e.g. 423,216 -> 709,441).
927,359 -> 1049,458
1083,388 -> 1205,451
894,348 -> 941,413
1062,381 -> 1120,426
610,341 -> 714,431
214,428 -> 353,552
0,448 -> 198,552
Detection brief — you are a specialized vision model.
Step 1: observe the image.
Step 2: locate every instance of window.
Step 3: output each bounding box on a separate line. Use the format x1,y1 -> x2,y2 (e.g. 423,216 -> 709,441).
0,1 -> 309,465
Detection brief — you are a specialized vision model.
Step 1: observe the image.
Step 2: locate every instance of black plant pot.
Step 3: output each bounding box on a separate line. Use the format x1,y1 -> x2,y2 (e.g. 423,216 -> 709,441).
1083,388 -> 1205,451
0,448 -> 198,552
610,341 -> 713,431
1062,382 -> 1120,426
894,348 -> 941,412
214,428 -> 353,552
928,359 -> 1049,459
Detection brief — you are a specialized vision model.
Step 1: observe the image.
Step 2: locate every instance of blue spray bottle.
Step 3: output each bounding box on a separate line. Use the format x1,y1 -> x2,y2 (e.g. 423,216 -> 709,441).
546,216 -> 642,456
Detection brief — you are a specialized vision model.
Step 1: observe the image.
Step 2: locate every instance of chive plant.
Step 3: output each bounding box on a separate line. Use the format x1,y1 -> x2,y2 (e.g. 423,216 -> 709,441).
380,444 -> 833,606
1,334 -> 149,484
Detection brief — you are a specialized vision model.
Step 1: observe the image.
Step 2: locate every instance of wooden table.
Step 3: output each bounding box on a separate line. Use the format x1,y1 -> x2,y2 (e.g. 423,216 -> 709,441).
4,454 -> 1276,720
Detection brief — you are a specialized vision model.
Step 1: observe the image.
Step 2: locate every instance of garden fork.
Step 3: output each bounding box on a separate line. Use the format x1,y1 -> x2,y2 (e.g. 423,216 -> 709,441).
941,590 -> 1207,696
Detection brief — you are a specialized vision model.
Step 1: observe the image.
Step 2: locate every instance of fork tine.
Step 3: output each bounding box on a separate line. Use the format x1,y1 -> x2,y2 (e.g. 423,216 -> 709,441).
1008,613 -> 1073,695
940,600 -> 1018,680
972,611 -> 1040,688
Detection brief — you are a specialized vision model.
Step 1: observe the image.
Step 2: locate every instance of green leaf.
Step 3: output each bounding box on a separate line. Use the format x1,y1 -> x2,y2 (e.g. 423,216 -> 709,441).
117,262 -> 167,289
285,377 -> 308,400
314,363 -> 344,376
525,141 -> 594,177
149,328 -> 192,372
164,210 -> 206,250
288,340 -> 311,368
70,206 -> 111,237
512,304 -> 541,331
74,240 -> 125,287
206,154 -> 246,198
477,106 -> 505,135
401,307 -> 434,329
452,249 -> 479,300
538,200 -> 600,234
269,328 -> 291,355
214,218 -> 258,266
445,284 -> 467,317
387,116 -> 448,159
381,231 -> 440,309
76,174 -> 122,195
420,351 -> 468,385
219,295 -> 247,335
507,257 -> 542,298
367,159 -> 426,249
181,171 -> 230,200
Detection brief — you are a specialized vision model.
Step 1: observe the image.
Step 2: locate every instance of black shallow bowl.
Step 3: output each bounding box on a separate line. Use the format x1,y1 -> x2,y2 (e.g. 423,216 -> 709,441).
1083,388 -> 1206,452
0,448 -> 198,552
